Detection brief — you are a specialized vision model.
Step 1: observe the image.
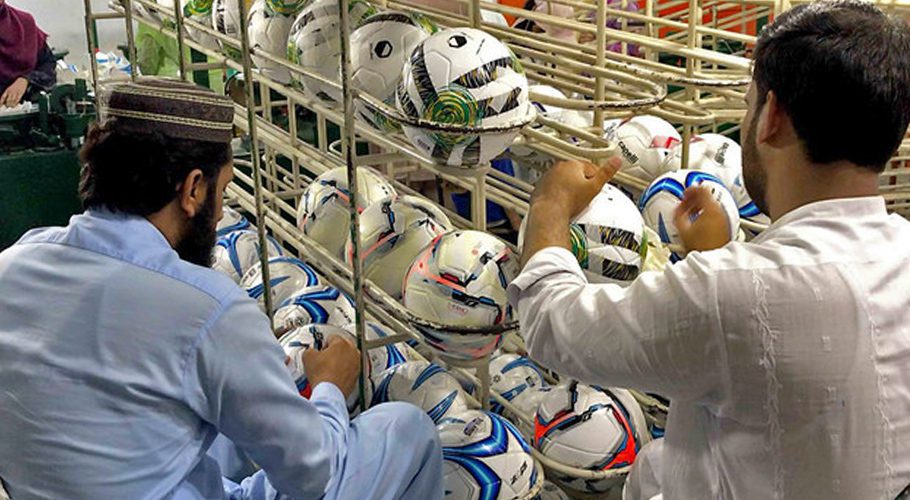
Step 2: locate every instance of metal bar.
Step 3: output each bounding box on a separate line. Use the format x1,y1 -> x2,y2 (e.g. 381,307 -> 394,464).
82,0 -> 101,110
172,0 -> 188,80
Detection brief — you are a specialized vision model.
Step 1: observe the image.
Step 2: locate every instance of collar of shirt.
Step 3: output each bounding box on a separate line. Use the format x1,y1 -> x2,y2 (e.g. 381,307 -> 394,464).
753,196 -> 887,243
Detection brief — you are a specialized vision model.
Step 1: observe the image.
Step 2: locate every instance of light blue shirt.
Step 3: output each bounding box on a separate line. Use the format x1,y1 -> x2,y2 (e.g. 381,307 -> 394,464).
0,210 -> 351,499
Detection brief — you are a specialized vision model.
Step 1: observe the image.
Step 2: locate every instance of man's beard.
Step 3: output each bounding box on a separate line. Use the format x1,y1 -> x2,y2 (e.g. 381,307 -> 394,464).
175,185 -> 218,267
742,110 -> 770,216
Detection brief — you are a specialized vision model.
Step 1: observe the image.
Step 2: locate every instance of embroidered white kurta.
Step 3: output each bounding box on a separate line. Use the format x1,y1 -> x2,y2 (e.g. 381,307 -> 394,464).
509,197 -> 910,499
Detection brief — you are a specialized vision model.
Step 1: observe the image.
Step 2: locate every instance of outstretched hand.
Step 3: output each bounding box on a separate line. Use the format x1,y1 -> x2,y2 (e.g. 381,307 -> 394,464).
521,158 -> 620,268
673,186 -> 732,253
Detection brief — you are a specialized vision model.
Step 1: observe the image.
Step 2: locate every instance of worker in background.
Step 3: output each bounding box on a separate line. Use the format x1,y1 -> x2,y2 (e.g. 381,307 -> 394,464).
514,1 -> 910,498
0,78 -> 442,500
0,0 -> 56,107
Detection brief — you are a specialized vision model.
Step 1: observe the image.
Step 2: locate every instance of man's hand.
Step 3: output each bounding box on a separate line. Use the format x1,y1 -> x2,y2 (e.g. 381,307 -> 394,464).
0,77 -> 28,108
302,335 -> 362,398
673,186 -> 732,253
521,159 -> 619,268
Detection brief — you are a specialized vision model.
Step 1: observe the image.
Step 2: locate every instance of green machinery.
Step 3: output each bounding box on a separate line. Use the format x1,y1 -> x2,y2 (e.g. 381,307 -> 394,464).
0,80 -> 96,249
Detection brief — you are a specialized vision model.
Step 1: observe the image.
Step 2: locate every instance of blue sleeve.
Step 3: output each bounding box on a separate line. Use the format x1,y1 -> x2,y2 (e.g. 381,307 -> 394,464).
183,297 -> 350,499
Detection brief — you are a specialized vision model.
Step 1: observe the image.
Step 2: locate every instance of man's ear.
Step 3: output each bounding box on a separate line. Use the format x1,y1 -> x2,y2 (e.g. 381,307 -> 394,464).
757,90 -> 784,145
177,169 -> 207,218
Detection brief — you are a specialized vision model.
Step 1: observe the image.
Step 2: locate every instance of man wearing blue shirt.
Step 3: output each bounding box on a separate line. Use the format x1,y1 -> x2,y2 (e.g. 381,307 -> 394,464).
0,78 -> 442,499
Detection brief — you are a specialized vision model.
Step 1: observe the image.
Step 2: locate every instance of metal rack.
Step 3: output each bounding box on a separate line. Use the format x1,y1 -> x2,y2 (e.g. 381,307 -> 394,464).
82,0 -> 910,494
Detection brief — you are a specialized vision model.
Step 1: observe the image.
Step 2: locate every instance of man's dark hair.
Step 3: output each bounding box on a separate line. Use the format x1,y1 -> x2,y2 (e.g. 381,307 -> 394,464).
78,120 -> 231,216
752,0 -> 910,171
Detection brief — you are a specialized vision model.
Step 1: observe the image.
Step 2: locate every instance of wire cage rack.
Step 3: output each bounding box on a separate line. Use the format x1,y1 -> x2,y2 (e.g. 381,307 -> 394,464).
81,0 -> 910,495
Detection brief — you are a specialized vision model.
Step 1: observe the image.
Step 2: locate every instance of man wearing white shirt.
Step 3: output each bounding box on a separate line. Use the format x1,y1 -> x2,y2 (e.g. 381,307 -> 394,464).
511,1 -> 910,498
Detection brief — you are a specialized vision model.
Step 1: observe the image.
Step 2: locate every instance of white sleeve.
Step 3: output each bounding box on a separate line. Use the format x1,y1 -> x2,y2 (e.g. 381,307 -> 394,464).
508,247 -> 729,403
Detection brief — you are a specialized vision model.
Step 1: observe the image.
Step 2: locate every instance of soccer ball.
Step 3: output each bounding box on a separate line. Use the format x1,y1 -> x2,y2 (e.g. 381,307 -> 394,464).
217,205 -> 252,236
438,410 -> 538,500
265,0 -> 309,16
211,229 -> 284,283
273,284 -> 356,333
689,133 -> 769,224
296,166 -> 397,258
488,354 -> 548,416
606,115 -> 681,185
279,323 -> 371,413
396,28 -> 531,169
344,195 -> 451,299
182,0 -> 218,48
351,11 -> 438,130
287,0 -> 377,101
212,0 -> 249,59
371,360 -> 470,423
240,256 -> 321,312
403,230 -> 519,360
510,84 -> 586,165
638,169 -> 740,260
249,0 -> 295,83
518,183 -> 647,284
347,321 -> 422,378
534,382 -> 648,493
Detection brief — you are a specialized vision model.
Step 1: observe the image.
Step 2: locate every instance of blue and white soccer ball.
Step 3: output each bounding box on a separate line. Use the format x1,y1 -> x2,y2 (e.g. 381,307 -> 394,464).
249,0 -> 295,84
296,166 -> 396,258
344,195 -> 451,300
287,0 -> 378,101
489,354 -> 548,416
272,284 -> 356,333
438,410 -> 538,500
606,115 -> 682,185
638,169 -> 740,260
533,382 -> 649,493
371,360 -> 470,423
403,230 -> 519,360
279,323 -> 371,414
351,11 -> 438,130
217,206 -> 252,237
240,256 -> 321,313
396,28 -> 531,169
211,230 -> 284,283
350,321 -> 422,378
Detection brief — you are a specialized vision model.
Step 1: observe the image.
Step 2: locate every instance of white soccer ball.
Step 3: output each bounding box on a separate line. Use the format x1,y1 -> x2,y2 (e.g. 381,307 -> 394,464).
638,169 -> 740,260
344,195 -> 451,299
396,28 -> 531,169
690,133 -> 769,224
273,284 -> 356,333
211,230 -> 284,283
217,205 -> 252,236
296,166 -> 396,258
371,360 -> 470,423
287,0 -> 378,101
279,323 -> 371,414
351,11 -> 438,130
347,321 -> 422,378
212,0 -> 246,59
240,256 -> 321,312
518,183 -> 647,284
438,410 -> 538,500
181,0 -> 218,48
606,115 -> 681,185
534,382 -> 648,493
488,354 -> 548,416
403,230 -> 519,360
248,0 -> 295,83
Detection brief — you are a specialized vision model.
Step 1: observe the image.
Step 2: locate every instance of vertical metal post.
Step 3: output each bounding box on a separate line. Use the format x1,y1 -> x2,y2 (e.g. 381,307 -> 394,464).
338,0 -> 369,412
680,0 -> 700,169
173,0 -> 188,80
238,0 -> 275,323
472,169 -> 488,232
123,0 -> 138,81
477,357 -> 491,411
594,0 -> 607,137
83,0 -> 101,110
469,0 -> 482,28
